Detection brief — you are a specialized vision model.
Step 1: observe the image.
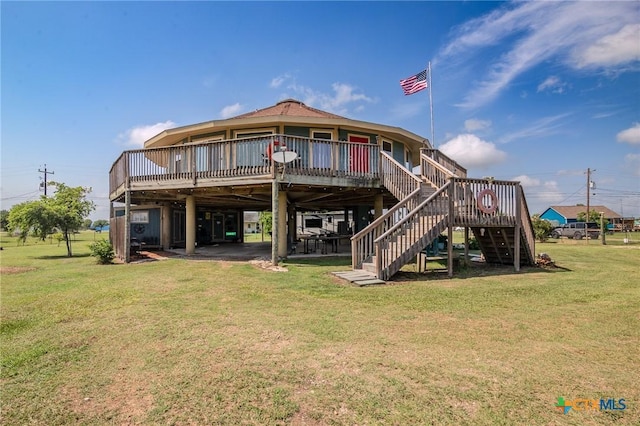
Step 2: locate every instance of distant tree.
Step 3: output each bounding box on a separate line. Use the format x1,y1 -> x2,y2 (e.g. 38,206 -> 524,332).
93,219 -> 109,230
7,182 -> 94,256
45,182 -> 95,257
259,211 -> 273,234
7,201 -> 57,242
83,219 -> 93,230
0,209 -> 9,231
531,214 -> 554,242
577,209 -> 607,225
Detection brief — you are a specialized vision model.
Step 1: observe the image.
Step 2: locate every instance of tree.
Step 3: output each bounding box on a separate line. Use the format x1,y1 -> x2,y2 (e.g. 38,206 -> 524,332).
531,214 -> 554,242
45,182 -> 95,257
7,201 -> 57,242
92,219 -> 109,230
83,219 -> 93,229
259,211 -> 273,234
0,209 -> 8,231
577,209 -> 607,224
7,182 -> 94,256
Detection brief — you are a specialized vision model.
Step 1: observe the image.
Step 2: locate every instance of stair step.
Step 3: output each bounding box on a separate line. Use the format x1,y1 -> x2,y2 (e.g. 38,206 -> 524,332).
332,271 -> 385,286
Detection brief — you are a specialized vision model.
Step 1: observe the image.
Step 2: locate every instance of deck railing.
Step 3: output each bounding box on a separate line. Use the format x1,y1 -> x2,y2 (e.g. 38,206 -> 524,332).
421,148 -> 467,178
450,178 -> 521,227
109,134 -> 380,197
420,151 -> 456,188
379,151 -> 422,201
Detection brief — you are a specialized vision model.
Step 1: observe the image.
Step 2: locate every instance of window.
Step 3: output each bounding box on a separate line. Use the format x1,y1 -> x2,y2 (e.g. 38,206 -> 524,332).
233,128 -> 276,139
311,129 -> 334,140
131,211 -> 149,223
311,130 -> 333,168
382,141 -> 392,153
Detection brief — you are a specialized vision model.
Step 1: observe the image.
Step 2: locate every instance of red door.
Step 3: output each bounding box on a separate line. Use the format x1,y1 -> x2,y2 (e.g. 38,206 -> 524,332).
349,135 -> 369,173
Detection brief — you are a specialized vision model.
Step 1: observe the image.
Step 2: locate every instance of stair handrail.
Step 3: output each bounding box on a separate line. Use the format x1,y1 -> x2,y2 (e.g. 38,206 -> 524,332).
518,184 -> 536,262
420,148 -> 467,178
379,151 -> 422,201
420,152 -> 457,188
374,181 -> 450,244
351,186 -> 422,269
372,181 -> 451,280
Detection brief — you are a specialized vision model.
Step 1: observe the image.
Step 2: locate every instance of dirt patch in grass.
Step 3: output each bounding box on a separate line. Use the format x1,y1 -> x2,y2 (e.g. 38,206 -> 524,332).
249,259 -> 288,272
0,266 -> 36,274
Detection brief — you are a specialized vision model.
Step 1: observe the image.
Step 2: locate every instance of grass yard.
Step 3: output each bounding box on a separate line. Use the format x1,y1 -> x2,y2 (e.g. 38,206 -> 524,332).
1,231 -> 639,425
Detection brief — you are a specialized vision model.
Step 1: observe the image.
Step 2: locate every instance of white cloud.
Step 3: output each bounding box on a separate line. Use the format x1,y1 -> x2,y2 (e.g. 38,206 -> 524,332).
577,24 -> 640,69
513,175 -> 564,204
270,73 -> 291,88
617,123 -> 640,145
537,76 -> 567,94
439,134 -> 507,169
512,174 -> 540,187
464,118 -> 491,132
624,153 -> 640,177
119,120 -> 176,147
437,2 -> 639,108
285,82 -> 374,115
220,103 -> 243,119
498,113 -> 571,144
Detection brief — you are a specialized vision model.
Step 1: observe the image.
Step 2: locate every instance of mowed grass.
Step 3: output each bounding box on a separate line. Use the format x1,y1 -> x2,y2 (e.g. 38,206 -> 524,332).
1,232 -> 639,425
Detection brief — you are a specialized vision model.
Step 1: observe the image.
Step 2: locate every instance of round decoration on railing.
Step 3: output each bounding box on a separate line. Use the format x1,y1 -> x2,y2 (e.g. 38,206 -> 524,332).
477,188 -> 498,214
133,224 -> 146,234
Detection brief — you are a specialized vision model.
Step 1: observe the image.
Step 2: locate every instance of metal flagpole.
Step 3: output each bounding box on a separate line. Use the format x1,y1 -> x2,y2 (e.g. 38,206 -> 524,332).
428,61 -> 435,148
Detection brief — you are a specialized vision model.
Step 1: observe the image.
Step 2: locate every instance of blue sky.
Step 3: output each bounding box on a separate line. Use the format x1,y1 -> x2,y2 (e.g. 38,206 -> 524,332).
2,1 -> 639,220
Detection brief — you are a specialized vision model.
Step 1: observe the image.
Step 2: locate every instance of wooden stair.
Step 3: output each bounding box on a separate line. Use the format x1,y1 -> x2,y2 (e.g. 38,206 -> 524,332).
471,227 -> 533,265
350,150 -> 536,281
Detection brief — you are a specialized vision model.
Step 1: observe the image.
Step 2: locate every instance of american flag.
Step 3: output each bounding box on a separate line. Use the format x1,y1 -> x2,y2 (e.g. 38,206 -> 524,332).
400,69 -> 428,95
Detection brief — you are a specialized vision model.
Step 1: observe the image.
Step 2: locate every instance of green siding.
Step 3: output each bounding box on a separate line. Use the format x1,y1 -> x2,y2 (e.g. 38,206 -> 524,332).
284,126 -> 310,137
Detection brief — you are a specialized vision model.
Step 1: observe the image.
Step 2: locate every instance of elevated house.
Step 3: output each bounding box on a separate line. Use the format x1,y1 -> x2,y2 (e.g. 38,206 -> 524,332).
109,99 -> 535,280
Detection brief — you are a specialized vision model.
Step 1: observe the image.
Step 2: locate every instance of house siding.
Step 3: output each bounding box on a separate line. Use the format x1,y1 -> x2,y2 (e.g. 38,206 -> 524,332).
540,208 -> 566,225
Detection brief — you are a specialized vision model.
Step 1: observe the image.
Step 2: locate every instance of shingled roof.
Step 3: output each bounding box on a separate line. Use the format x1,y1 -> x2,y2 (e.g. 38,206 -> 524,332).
548,205 -> 621,219
233,99 -> 346,120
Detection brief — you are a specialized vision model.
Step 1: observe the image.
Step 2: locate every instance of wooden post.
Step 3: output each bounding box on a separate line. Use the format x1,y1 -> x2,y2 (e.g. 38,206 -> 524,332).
278,190 -> 288,258
374,193 -> 383,219
464,226 -> 469,266
185,195 -> 196,255
447,178 -> 454,277
124,190 -> 131,263
272,178 -> 279,266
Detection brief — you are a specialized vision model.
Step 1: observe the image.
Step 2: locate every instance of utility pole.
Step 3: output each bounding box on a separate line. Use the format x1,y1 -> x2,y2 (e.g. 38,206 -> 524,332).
38,164 -> 54,196
586,168 -> 595,222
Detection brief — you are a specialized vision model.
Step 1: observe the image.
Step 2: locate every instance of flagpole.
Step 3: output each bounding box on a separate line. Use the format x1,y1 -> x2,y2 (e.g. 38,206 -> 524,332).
428,61 -> 435,148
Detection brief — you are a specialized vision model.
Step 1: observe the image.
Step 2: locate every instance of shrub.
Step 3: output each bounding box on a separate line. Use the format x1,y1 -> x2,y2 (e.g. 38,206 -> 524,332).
89,239 -> 115,264
531,214 -> 554,242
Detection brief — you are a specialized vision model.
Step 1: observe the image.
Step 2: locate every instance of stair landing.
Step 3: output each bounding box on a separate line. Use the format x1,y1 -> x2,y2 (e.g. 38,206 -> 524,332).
332,270 -> 386,286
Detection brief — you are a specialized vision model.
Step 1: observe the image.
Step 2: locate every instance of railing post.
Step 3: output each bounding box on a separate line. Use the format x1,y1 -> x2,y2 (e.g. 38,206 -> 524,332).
514,186 -> 522,272
448,177 -> 455,277
191,145 -> 197,186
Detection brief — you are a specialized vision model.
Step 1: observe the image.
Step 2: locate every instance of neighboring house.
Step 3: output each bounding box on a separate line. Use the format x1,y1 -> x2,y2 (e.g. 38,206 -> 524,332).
109,99 -> 535,279
540,205 -> 622,226
244,212 -> 260,234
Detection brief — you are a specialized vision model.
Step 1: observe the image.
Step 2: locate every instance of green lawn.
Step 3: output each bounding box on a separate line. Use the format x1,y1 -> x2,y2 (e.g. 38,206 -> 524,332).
1,231 -> 638,425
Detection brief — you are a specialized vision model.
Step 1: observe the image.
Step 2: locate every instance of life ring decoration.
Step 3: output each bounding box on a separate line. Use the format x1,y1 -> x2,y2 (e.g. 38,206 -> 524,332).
477,188 -> 498,214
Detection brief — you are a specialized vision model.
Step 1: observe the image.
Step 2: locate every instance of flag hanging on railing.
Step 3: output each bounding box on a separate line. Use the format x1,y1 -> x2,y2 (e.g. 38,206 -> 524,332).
399,69 -> 428,95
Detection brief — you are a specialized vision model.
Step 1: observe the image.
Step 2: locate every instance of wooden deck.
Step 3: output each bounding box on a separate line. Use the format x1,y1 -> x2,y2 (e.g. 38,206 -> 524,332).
109,135 -> 535,277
